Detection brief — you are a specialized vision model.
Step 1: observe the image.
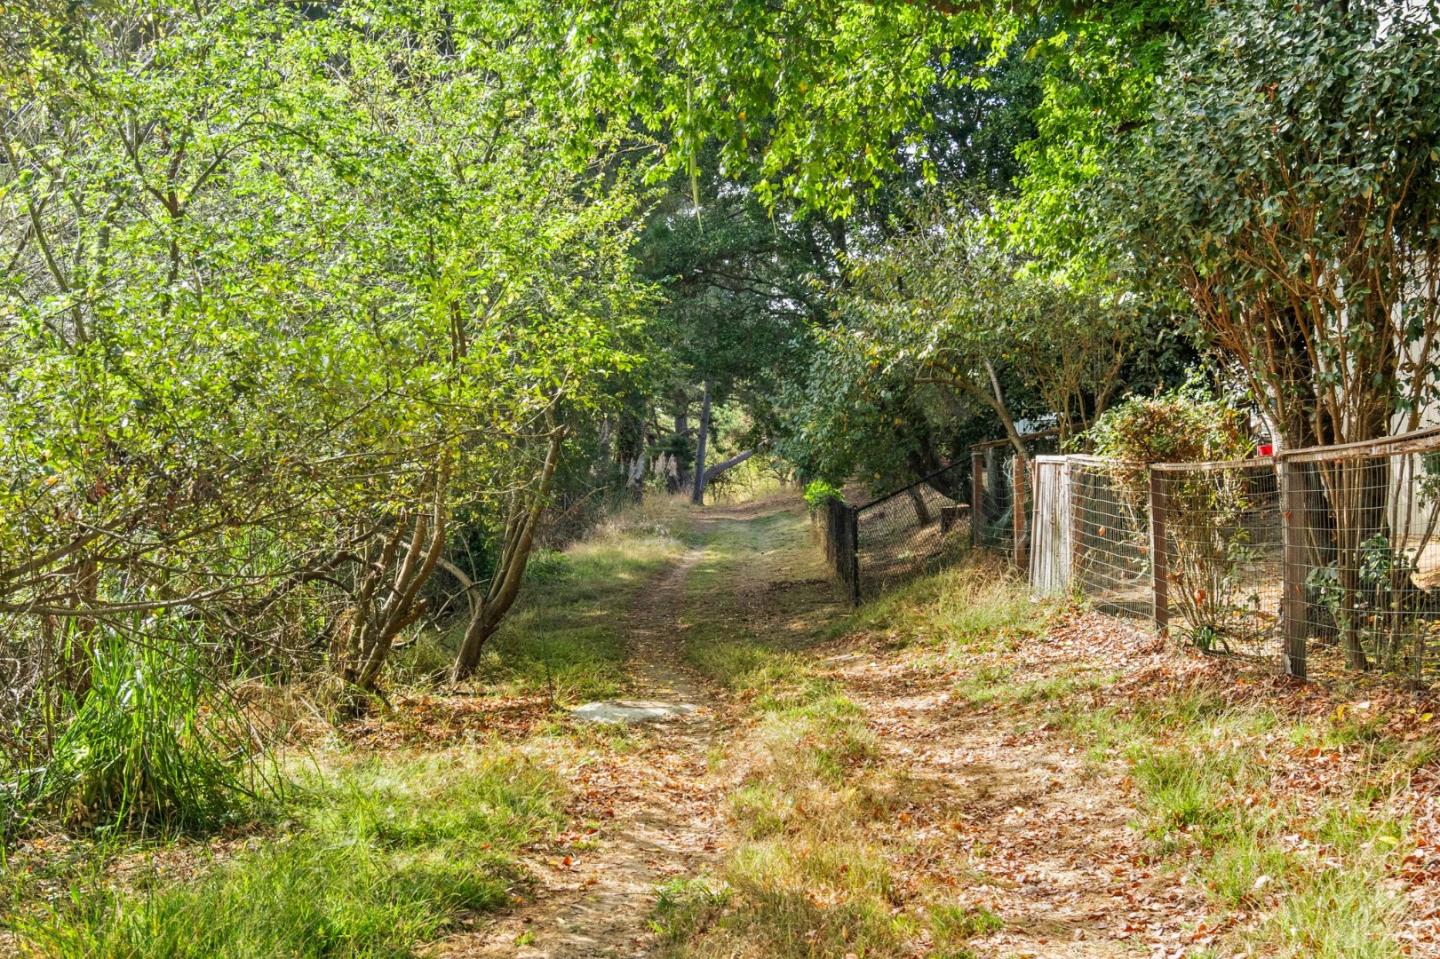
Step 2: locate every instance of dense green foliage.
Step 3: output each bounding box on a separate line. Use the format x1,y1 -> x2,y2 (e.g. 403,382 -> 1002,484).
1106,0 -> 1440,449
4,0 -> 1440,848
0,0 -> 652,833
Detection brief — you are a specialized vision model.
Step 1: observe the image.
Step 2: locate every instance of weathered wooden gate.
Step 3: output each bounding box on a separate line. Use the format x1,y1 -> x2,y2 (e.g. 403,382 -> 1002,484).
1029,455 -> 1071,596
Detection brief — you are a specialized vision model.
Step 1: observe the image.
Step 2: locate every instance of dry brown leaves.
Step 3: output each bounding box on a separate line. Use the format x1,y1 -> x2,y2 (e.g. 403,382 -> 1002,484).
825,607 -> 1440,957
341,692 -> 556,748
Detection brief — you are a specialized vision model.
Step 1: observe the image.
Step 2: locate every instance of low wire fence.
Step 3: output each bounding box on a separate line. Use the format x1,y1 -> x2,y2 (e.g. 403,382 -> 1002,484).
1025,426 -> 1440,683
968,432 -> 1059,565
819,461 -> 970,604
821,424 -> 1440,682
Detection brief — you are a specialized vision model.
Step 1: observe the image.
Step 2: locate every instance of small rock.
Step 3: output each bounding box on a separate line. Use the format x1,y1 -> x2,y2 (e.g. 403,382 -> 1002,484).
570,700 -> 697,724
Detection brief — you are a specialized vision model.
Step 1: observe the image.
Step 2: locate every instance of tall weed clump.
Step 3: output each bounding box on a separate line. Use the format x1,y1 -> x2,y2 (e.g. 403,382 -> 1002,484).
12,624 -> 267,837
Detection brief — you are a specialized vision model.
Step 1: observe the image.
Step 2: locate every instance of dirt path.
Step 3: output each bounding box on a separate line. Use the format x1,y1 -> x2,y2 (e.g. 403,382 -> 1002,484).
423,495 -> 1440,958
440,545 -> 728,959
830,640 -> 1199,958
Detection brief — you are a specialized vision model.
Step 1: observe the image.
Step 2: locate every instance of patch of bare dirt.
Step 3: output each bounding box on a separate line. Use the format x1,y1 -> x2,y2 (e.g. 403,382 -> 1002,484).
434,548 -> 730,959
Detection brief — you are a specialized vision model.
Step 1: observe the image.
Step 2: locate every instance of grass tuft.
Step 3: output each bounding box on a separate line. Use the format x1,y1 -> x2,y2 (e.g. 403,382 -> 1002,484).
16,748 -> 562,959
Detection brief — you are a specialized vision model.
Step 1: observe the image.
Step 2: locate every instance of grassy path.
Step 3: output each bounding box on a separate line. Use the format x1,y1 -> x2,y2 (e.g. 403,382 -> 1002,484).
444,540 -> 732,957
15,490 -> 1433,958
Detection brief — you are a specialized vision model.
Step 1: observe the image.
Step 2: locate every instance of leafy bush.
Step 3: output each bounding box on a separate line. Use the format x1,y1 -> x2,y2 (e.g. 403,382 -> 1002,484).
1084,382 -> 1258,649
803,480 -> 844,513
1084,380 -> 1253,501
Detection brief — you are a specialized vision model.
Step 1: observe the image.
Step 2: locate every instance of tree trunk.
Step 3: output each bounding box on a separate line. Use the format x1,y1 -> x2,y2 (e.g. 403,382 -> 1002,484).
335,462 -> 450,695
450,427 -> 566,682
691,380 -> 713,505
906,486 -> 933,526
703,448 -> 758,484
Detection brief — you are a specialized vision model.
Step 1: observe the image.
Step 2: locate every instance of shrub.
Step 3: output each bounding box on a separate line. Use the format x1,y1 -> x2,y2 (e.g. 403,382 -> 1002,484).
15,625 -> 267,836
1084,381 -> 1258,650
1084,380 -> 1253,502
803,480 -> 844,513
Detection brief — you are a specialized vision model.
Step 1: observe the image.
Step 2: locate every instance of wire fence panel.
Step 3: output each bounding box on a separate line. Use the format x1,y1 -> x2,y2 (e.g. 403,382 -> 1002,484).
971,446 -> 1016,556
1282,436 -> 1440,683
825,424 -> 1440,682
1153,460 -> 1283,663
1027,428 -> 1440,683
969,432 -> 1059,565
821,497 -> 859,605
1068,457 -> 1153,617
854,462 -> 969,601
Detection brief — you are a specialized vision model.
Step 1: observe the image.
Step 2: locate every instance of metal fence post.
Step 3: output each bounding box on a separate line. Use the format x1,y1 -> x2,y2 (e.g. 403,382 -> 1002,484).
1278,456 -> 1308,679
1149,467 -> 1169,638
1069,463 -> 1085,589
1012,453 -> 1027,571
970,450 -> 985,548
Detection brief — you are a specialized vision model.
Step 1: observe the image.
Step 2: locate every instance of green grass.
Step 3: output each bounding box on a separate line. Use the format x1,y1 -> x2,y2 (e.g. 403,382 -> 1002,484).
14,748 -> 564,958
5,625 -> 274,842
929,902 -> 1003,957
393,506 -> 690,702
671,507 -> 1425,959
845,553 -> 1047,655
1056,685 -> 1413,956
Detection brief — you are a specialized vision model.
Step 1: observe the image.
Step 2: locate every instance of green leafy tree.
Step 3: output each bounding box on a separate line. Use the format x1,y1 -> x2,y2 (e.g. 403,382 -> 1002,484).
1102,0 -> 1440,669
0,0 -> 653,725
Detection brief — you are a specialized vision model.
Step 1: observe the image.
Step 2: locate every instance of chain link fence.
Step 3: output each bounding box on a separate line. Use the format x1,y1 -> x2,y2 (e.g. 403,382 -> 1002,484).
819,462 -> 970,605
822,496 -> 860,604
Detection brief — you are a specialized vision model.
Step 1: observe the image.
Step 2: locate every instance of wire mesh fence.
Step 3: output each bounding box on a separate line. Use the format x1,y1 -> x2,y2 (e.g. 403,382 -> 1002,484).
1283,433 -> 1440,683
822,496 -> 860,605
969,432 -> 1059,566
854,462 -> 969,601
1068,456 -> 1154,618
817,462 -> 970,605
823,423 -> 1440,682
1027,426 -> 1440,683
1153,459 -> 1283,663
970,445 -> 1016,557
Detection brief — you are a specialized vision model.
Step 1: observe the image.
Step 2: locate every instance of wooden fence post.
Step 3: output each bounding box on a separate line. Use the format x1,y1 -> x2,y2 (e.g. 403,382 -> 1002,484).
1149,467 -> 1169,638
1278,456 -> 1308,679
1012,453 -> 1027,571
848,505 -> 862,607
971,450 -> 985,548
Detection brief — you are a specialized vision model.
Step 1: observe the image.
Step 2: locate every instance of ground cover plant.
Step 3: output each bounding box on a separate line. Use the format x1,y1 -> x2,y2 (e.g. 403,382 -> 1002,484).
4,0 -> 1440,955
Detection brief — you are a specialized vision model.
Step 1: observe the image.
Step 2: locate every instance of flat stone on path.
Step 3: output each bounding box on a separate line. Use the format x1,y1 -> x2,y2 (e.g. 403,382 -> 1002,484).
569,699 -> 697,724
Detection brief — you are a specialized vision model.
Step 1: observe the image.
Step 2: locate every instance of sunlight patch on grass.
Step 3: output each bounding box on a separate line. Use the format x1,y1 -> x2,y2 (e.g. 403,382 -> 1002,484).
393,500 -> 691,701
15,747 -> 564,959
845,554 -> 1049,656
